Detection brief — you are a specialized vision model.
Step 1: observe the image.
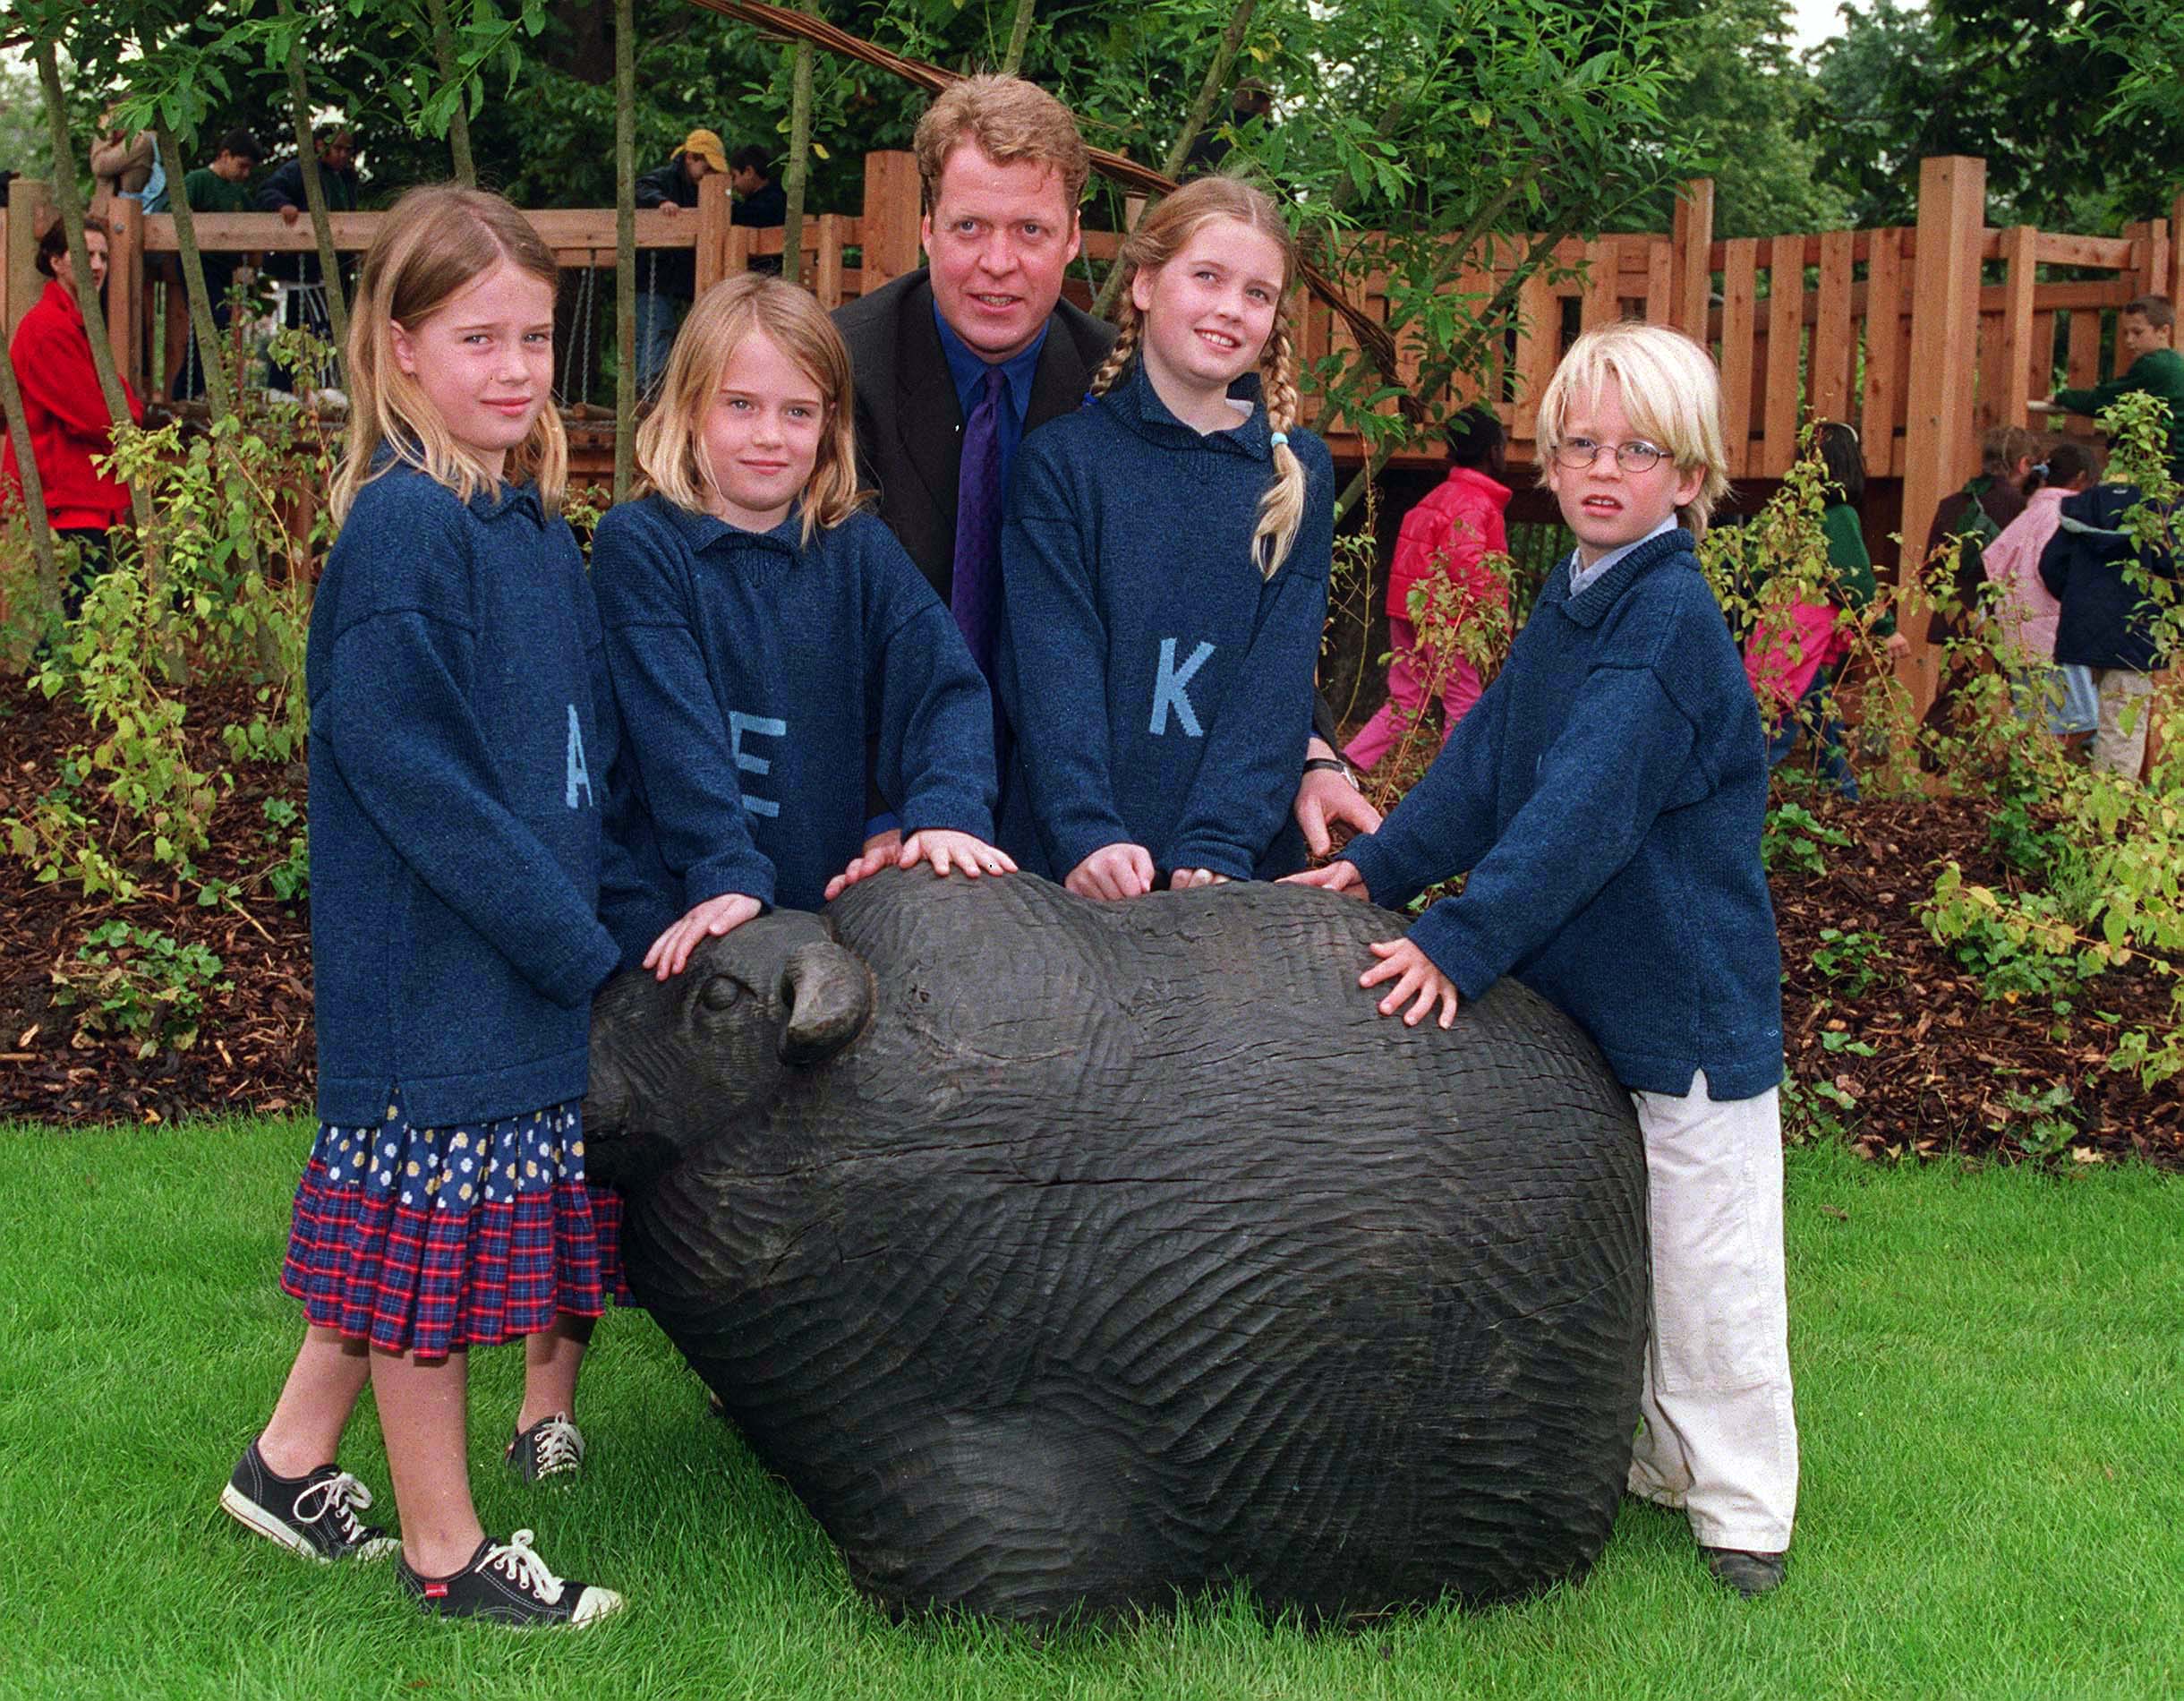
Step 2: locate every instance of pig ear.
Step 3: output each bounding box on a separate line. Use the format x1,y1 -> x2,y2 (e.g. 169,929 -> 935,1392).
780,939 -> 874,1064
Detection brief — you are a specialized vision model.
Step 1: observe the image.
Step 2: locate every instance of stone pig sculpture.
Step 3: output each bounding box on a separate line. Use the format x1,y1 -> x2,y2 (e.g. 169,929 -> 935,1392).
583,870 -> 1648,1623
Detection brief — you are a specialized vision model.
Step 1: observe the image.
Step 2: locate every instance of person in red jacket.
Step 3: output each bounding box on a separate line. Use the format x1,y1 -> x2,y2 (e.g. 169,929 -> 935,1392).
1344,406 -> 1512,774
4,215 -> 141,613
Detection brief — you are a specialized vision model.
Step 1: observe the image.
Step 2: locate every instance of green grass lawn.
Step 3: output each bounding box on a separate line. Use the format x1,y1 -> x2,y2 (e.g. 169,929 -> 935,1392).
1,1121 -> 2176,1700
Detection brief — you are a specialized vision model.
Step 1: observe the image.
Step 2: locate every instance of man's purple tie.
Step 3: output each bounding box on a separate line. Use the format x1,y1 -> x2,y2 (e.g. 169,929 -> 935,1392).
951,364 -> 1008,680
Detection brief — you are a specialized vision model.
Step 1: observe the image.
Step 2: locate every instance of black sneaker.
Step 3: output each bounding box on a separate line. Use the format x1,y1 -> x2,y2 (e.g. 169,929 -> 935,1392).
1702,1545 -> 1788,1597
399,1529 -> 625,1628
505,1413 -> 584,1483
220,1440 -> 399,1562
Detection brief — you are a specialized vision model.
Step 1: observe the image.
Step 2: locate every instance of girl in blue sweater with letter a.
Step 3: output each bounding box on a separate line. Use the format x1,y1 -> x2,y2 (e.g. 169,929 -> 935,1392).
1289,324 -> 1796,1598
224,187 -> 624,1628
593,274 -> 1010,978
1001,175 -> 1333,897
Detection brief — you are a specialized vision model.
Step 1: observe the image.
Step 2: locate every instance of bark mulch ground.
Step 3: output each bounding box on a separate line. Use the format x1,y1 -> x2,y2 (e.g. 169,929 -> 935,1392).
4,670 -> 2178,1168
0,671 -> 314,1124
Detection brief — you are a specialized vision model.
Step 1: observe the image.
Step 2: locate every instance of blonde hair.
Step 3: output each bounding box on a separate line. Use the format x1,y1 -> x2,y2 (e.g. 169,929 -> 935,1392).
331,185 -> 567,525
915,75 -> 1090,211
1088,175 -> 1307,577
1535,321 -> 1732,536
634,273 -> 864,543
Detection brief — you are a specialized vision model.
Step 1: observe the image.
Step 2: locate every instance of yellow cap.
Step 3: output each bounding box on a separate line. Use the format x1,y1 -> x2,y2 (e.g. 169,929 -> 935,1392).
680,129 -> 728,175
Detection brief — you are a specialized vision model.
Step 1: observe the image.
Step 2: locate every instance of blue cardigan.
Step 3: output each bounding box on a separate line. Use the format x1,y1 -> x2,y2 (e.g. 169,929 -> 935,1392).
998,363 -> 1331,882
1340,529 -> 1785,1100
593,495 -> 996,959
306,466 -> 624,1127
2038,483 -> 2178,672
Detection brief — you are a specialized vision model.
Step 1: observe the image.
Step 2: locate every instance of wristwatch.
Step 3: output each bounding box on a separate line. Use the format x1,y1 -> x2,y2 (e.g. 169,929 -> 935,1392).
1301,754 -> 1356,788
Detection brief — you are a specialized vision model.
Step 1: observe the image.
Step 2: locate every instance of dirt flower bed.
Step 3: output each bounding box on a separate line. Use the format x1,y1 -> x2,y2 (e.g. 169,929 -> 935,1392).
3,669 -> 2178,1167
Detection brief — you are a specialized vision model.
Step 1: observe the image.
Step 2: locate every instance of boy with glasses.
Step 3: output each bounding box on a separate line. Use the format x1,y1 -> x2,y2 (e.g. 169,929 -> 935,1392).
1289,322 -> 1795,1597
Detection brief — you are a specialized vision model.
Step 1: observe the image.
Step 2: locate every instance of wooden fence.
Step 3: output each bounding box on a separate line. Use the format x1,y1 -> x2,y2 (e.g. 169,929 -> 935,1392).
6,151 -> 2183,713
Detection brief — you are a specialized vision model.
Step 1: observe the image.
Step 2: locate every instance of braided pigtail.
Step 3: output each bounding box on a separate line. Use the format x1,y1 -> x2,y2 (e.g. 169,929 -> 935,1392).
1089,305 -> 1140,398
1251,312 -> 1307,577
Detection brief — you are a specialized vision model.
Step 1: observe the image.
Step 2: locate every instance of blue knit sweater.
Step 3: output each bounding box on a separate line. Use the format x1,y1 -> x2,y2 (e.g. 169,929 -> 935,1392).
593,495 -> 996,958
998,363 -> 1332,882
306,466 -> 624,1127
1340,530 -> 1785,1099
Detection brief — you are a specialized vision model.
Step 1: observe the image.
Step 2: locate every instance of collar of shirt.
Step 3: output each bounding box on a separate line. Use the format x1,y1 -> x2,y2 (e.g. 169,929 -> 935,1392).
932,299 -> 1048,439
662,498 -> 804,558
1565,513 -> 1678,599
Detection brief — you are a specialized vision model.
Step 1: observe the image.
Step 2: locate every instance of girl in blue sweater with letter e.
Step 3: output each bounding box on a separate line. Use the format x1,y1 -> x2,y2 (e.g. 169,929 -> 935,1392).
594,274 -> 1010,978
1288,323 -> 1796,1598
1001,175 -> 1334,897
222,188 -> 626,1627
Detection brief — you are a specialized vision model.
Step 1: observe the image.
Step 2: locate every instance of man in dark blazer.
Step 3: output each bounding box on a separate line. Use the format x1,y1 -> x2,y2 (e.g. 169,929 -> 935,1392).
835,74 -> 1378,865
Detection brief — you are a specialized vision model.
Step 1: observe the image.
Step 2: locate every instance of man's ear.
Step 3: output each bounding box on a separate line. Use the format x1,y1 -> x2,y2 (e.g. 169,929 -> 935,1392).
1063,208 -> 1083,268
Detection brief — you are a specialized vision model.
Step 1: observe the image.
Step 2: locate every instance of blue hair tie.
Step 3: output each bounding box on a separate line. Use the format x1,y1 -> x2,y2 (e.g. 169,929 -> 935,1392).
1268,431 -> 1288,448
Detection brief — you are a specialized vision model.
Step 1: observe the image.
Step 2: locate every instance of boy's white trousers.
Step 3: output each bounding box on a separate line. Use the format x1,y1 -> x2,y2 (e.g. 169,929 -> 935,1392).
1624,1070 -> 1800,1552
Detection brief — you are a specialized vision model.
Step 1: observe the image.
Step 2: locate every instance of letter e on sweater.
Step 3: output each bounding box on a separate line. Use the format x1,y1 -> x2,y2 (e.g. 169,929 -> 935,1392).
729,712 -> 789,817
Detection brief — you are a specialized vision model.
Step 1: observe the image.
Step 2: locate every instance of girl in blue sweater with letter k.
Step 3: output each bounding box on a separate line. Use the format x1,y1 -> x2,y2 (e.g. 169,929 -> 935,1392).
593,275 -> 1011,978
1288,323 -> 1796,1597
1001,175 -> 1333,896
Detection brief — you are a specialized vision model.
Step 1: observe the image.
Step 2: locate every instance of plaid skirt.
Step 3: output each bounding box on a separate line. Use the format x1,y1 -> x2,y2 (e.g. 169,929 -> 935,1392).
281,1090 -> 634,1360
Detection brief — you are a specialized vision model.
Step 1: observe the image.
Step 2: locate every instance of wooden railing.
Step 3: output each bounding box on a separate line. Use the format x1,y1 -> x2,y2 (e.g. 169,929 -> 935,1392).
7,151 -> 2182,611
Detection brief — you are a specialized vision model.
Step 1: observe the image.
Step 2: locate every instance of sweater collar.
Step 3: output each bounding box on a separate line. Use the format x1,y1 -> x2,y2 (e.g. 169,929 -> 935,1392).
1100,359 -> 1272,458
661,497 -> 804,557
467,478 -> 544,526
1550,526 -> 1693,628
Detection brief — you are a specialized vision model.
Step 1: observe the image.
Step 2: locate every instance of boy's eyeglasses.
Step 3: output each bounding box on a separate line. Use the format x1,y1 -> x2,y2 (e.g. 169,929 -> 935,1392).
1552,437 -> 1669,474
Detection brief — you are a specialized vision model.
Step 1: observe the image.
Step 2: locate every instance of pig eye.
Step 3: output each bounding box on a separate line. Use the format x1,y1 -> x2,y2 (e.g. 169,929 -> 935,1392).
698,976 -> 743,1012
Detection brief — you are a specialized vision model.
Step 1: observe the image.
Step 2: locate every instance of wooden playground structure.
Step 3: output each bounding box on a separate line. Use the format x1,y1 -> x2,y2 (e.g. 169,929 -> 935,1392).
6,150 -> 2183,715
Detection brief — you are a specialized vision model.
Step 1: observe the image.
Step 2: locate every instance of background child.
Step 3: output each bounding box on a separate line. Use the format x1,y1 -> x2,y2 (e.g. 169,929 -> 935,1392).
1983,440 -> 2101,746
1288,323 -> 1796,1597
223,185 -> 623,1628
2039,459 -> 2180,778
594,273 -> 1009,979
1000,175 -> 1333,898
2034,295 -> 2184,478
1343,405 -> 1511,774
1746,420 -> 1909,798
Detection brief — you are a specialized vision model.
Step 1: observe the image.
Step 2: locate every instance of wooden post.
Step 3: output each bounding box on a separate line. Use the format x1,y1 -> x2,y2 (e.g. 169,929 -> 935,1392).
860,150 -> 922,290
1762,234 -> 1803,475
1812,229 -> 1855,427
1860,227 -> 1905,477
2171,192 -> 2184,316
693,174 -> 729,298
105,195 -> 145,399
1668,178 -> 1714,341
1511,268 -> 1557,449
1993,225 -> 2037,431
1898,155 -> 1988,720
6,178 -> 49,340
1580,238 -> 1617,329
1719,238 -> 1758,476
815,212 -> 846,309
2146,218 -> 2171,298
1642,237 -> 1672,324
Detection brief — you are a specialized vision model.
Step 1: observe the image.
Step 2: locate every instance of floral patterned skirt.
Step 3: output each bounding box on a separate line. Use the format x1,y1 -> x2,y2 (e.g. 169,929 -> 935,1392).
281,1090 -> 632,1360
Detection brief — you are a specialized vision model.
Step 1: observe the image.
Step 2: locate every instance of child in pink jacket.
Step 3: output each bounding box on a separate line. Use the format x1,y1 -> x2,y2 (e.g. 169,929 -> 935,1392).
1984,440 -> 2101,739
1344,407 -> 1511,773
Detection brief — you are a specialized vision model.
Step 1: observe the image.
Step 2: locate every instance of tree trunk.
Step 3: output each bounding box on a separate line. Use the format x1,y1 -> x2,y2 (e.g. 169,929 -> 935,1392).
614,0 -> 636,500
781,30 -> 815,287
1000,0 -> 1037,76
153,123 -> 237,420
427,0 -> 479,187
280,0 -> 349,379
31,38 -> 155,542
0,329 -> 60,619
1091,0 -> 1257,319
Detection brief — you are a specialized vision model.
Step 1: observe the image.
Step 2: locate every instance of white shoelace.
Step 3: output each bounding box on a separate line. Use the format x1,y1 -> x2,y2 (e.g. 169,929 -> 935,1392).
293,1470 -> 373,1540
529,1415 -> 584,1475
484,1530 -> 567,1604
